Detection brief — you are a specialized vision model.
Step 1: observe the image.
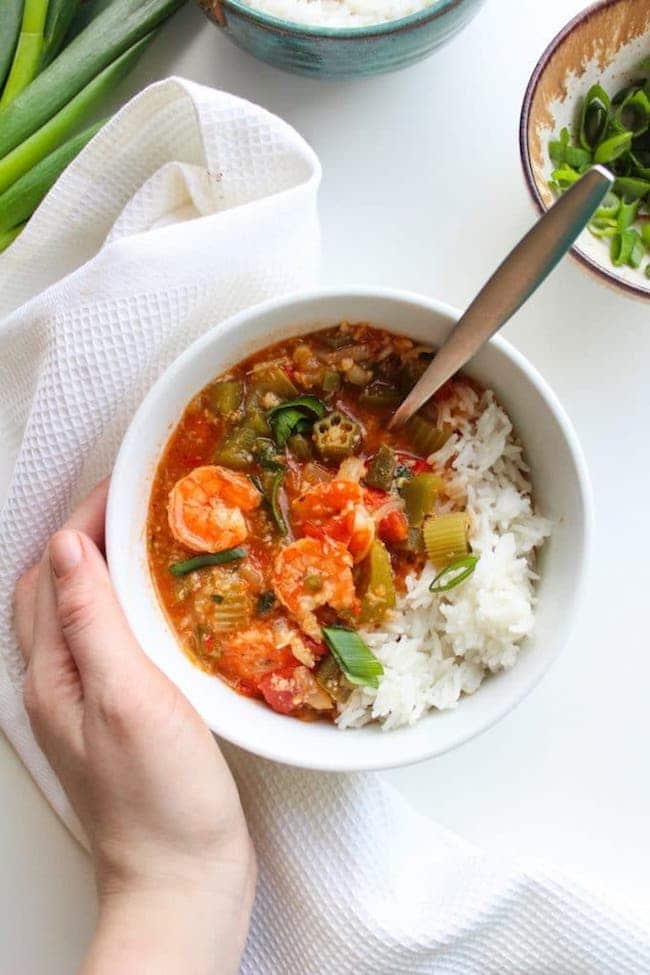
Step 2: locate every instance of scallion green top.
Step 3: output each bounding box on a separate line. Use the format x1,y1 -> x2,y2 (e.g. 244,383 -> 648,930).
547,65 -> 650,276
321,626 -> 384,689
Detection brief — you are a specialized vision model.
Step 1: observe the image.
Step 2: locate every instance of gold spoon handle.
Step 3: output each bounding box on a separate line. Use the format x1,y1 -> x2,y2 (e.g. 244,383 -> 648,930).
389,165 -> 614,429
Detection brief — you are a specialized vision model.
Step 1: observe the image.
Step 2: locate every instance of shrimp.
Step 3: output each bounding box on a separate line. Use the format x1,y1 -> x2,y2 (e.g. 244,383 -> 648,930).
218,623 -> 296,695
168,464 -> 261,553
292,479 -> 375,563
272,536 -> 356,639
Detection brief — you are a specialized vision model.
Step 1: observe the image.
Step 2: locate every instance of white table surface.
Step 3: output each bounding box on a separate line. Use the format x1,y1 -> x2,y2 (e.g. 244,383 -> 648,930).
3,0 -> 650,970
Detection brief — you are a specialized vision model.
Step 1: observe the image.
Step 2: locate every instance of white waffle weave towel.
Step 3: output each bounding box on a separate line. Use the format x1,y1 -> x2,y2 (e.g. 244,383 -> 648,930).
1,76 -> 649,975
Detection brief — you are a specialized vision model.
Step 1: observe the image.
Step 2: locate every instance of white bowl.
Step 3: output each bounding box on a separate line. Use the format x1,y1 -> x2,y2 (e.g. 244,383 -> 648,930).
106,288 -> 593,772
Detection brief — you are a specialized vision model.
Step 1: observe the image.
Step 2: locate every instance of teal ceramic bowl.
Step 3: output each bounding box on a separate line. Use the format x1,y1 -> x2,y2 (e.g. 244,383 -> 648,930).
198,0 -> 486,78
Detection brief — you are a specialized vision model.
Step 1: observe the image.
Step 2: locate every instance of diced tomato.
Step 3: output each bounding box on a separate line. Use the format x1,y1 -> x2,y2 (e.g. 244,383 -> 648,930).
363,487 -> 389,510
258,666 -> 299,714
304,636 -> 328,660
433,379 -> 456,403
362,488 -> 408,543
301,519 -> 327,540
178,413 -> 213,468
378,510 -> 408,543
394,452 -> 431,474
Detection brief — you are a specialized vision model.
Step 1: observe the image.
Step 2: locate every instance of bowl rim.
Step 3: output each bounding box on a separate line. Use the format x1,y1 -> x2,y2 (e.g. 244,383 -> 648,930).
106,286 -> 595,772
518,0 -> 650,301
214,0 -> 473,40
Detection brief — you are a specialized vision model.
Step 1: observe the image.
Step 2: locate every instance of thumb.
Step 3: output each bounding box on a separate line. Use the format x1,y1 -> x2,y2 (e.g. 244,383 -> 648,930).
49,529 -> 145,698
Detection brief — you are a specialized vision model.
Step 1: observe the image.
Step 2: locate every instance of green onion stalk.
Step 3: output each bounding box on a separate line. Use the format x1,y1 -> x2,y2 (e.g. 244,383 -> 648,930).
0,0 -> 24,92
0,118 -> 105,237
0,222 -> 26,254
0,32 -> 155,195
0,0 -> 187,159
547,63 -> 650,274
0,0 -> 50,108
40,0 -> 81,67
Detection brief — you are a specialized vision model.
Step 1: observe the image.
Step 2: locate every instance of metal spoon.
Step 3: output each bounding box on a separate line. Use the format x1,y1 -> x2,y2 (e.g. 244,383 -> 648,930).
389,165 -> 614,430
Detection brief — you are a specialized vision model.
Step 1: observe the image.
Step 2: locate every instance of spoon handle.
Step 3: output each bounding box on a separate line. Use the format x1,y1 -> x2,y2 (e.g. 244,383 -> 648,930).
389,165 -> 614,429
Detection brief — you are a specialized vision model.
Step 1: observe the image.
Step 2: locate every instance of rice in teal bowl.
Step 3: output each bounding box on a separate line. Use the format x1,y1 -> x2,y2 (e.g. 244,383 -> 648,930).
198,0 -> 487,79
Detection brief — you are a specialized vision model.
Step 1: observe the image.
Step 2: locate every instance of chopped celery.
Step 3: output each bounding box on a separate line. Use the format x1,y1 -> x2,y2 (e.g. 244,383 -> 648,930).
213,425 -> 256,470
397,526 -> 424,554
359,383 -> 401,410
365,444 -> 396,491
405,414 -> 451,457
423,512 -> 469,567
321,369 -> 341,392
315,654 -> 353,704
249,363 -> 297,401
358,539 -> 396,624
401,473 -> 444,527
207,379 -> 243,415
211,585 -> 250,632
287,432 -> 313,461
245,408 -> 270,436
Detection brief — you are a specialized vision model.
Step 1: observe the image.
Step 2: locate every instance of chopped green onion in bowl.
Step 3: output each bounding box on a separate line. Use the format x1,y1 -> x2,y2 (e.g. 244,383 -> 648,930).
546,62 -> 650,277
429,554 -> 479,594
322,625 -> 384,689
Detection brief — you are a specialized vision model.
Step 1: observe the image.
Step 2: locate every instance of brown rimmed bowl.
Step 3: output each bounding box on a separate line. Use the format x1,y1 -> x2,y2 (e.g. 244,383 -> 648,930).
520,0 -> 650,300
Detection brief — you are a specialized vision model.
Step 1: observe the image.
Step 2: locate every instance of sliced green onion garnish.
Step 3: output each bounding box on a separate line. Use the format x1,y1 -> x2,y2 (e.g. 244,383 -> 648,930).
595,191 -> 620,220
588,217 -> 618,239
169,547 -> 246,576
429,555 -> 479,593
579,84 -> 610,149
594,131 -> 633,164
611,228 -> 643,267
613,176 -> 650,200
548,66 -> 650,276
322,625 -> 384,689
618,197 -> 639,231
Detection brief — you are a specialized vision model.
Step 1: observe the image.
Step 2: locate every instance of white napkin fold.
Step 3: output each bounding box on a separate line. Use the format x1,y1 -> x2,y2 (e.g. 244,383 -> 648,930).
1,77 -> 649,974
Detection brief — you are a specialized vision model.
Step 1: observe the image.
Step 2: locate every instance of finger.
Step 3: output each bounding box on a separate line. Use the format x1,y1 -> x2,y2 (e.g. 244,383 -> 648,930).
47,529 -> 145,699
13,565 -> 39,663
13,478 -> 110,668
64,478 -> 109,550
25,554 -> 83,751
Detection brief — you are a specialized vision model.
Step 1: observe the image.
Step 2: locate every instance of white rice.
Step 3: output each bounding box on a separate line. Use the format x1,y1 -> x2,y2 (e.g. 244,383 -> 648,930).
244,0 -> 434,29
337,385 -> 552,731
